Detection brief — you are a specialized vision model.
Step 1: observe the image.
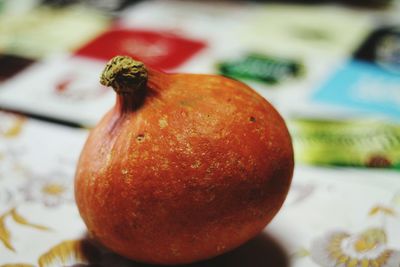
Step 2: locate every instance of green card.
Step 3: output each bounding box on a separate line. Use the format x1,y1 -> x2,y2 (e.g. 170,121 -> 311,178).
289,119 -> 400,170
218,54 -> 304,85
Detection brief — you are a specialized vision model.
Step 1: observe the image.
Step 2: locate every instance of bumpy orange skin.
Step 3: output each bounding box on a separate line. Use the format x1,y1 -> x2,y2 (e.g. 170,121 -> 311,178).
75,70 -> 294,265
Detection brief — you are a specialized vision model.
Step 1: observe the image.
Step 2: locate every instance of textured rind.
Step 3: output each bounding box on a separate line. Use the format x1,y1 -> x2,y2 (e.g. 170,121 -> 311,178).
75,71 -> 294,265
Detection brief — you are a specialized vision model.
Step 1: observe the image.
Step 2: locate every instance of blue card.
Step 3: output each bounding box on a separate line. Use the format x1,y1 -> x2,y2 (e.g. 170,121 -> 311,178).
313,60 -> 400,121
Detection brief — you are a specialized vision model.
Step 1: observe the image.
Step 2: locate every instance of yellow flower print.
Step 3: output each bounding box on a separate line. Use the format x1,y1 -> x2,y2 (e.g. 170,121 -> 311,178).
20,178 -> 73,208
0,112 -> 25,138
38,239 -> 134,267
369,205 -> 396,217
0,208 -> 49,251
41,183 -> 66,197
310,228 -> 400,267
38,240 -> 91,267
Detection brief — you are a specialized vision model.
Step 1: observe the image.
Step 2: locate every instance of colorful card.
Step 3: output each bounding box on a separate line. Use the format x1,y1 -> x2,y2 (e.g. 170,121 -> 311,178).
236,4 -> 371,60
313,60 -> 400,120
289,118 -> 400,170
354,26 -> 400,70
312,26 -> 400,121
118,0 -> 252,41
0,0 -> 40,15
0,56 -> 114,127
0,5 -> 110,59
116,0 -> 255,73
0,54 -> 35,82
217,53 -> 305,85
41,0 -> 135,13
75,28 -> 207,71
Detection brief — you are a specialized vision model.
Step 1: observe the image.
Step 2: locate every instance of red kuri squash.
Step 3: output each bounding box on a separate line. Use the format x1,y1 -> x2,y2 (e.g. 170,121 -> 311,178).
75,55 -> 294,265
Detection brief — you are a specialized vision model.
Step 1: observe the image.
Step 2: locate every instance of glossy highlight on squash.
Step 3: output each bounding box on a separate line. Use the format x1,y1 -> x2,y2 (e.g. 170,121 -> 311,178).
74,55 -> 294,265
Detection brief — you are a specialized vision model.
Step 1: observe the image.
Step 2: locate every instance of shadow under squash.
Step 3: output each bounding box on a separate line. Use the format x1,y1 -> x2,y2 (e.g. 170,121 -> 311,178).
188,233 -> 289,267
74,232 -> 289,267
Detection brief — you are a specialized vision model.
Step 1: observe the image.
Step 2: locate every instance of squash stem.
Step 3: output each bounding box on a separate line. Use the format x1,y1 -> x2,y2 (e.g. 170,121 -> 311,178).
100,55 -> 148,113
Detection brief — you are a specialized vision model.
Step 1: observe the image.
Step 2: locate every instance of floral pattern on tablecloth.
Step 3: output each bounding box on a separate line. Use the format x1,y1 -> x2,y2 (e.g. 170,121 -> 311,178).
288,176 -> 400,267
0,111 -> 399,267
0,111 -> 88,263
18,171 -> 74,208
310,228 -> 400,267
306,195 -> 400,267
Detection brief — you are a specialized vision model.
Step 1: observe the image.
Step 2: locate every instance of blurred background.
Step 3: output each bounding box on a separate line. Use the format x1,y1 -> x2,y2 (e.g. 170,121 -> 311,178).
0,0 -> 399,266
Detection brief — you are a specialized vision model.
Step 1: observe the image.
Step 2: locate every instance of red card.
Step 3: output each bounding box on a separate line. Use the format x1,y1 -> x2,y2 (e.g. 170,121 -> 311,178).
75,28 -> 206,70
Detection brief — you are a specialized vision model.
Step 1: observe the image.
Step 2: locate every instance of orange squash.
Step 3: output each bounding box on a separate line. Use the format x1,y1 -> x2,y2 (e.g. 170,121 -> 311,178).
75,56 -> 294,265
